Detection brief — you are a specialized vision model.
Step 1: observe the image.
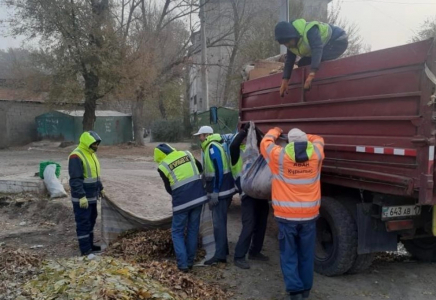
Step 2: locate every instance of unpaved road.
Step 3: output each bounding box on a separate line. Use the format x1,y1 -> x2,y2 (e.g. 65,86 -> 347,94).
1,143 -> 436,300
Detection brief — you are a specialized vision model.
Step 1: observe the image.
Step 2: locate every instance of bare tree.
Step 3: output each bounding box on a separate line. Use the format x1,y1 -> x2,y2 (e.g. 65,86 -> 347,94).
411,16 -> 436,42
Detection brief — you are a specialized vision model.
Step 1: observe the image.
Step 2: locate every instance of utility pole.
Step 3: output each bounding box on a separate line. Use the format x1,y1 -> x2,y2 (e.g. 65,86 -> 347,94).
279,0 -> 290,55
199,0 -> 209,111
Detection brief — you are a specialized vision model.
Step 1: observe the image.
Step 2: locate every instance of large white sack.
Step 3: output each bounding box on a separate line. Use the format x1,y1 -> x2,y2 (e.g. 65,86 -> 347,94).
43,164 -> 68,199
240,122 -> 273,200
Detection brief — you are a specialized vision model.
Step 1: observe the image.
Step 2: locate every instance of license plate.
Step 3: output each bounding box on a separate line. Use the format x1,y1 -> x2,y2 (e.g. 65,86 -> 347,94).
381,205 -> 421,220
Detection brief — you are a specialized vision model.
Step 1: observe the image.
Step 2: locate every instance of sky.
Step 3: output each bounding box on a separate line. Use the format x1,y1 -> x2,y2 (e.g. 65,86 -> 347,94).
0,0 -> 435,51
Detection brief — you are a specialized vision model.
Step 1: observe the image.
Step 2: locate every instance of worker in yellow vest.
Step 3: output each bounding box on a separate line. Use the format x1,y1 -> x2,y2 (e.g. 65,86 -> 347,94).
68,131 -> 104,256
193,126 -> 236,265
154,143 -> 208,272
275,19 -> 348,96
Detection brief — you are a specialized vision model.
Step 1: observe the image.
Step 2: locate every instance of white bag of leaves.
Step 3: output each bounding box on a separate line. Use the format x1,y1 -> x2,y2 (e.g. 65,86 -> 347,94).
43,164 -> 67,199
240,122 -> 273,200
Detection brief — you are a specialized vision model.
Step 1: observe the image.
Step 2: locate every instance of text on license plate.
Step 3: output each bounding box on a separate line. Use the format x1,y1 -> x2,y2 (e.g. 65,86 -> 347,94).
382,205 -> 421,220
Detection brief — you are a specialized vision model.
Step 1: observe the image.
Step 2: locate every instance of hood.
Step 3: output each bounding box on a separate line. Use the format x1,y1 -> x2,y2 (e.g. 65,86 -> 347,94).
78,131 -> 102,153
154,143 -> 176,163
201,133 -> 223,150
275,20 -> 301,43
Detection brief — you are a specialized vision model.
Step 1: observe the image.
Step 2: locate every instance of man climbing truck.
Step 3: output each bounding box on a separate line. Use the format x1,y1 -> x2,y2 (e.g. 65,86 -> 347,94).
239,39 -> 436,275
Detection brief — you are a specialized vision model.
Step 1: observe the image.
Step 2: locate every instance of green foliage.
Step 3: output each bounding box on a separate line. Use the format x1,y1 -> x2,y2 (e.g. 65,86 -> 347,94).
151,120 -> 184,143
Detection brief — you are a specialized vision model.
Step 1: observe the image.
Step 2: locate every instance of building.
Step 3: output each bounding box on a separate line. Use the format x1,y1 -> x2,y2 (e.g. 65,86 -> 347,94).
0,88 -> 81,149
188,0 -> 332,114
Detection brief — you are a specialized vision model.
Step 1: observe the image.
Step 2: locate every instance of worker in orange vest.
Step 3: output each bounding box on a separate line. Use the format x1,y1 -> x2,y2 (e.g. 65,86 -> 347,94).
260,127 -> 324,300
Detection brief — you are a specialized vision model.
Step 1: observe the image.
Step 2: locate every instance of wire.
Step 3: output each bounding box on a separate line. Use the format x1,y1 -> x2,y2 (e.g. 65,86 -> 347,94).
366,2 -> 417,35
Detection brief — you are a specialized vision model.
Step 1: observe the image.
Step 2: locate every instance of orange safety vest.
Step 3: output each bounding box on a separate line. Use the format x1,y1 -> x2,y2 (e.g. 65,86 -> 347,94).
261,128 -> 324,221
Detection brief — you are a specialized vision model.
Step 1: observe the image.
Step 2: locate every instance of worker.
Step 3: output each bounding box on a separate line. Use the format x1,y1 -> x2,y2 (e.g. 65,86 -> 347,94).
231,123 -> 270,270
154,143 -> 208,273
275,19 -> 348,96
261,127 -> 324,300
68,131 -> 104,256
193,126 -> 236,265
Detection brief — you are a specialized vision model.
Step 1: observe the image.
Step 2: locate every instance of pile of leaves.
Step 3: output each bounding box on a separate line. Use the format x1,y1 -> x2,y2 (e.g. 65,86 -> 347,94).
141,260 -> 230,300
104,230 -> 230,300
24,256 -> 180,300
105,229 -> 175,262
105,229 -> 205,263
0,246 -> 43,300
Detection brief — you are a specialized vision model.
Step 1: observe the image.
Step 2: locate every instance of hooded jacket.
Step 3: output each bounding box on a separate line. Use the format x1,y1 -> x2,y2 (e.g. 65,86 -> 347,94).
68,131 -> 103,203
275,20 -> 346,79
154,143 -> 207,214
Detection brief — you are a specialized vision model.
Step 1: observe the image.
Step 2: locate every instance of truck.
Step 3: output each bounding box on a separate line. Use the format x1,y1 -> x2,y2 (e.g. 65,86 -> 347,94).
239,39 -> 436,276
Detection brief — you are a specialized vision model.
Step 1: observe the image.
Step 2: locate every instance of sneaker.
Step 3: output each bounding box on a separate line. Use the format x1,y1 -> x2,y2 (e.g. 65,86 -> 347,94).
81,249 -> 92,256
92,245 -> 102,253
234,259 -> 250,269
248,252 -> 269,261
204,257 -> 227,266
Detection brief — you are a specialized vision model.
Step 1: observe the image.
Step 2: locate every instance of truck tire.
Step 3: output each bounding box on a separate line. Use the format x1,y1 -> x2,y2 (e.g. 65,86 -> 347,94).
315,197 -> 357,276
403,237 -> 436,262
347,253 -> 375,274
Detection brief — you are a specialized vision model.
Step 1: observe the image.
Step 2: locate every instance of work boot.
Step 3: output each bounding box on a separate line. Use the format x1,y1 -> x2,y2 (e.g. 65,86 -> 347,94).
81,249 -> 92,256
234,259 -> 250,269
289,293 -> 303,300
178,268 -> 189,273
248,252 -> 269,261
302,290 -> 310,299
204,257 -> 226,266
92,245 -> 102,253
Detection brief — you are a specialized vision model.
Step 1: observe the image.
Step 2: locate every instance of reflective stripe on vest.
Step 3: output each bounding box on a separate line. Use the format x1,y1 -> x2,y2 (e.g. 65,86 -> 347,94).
274,146 -> 322,185
288,19 -> 333,57
160,152 -> 201,190
72,148 -> 101,181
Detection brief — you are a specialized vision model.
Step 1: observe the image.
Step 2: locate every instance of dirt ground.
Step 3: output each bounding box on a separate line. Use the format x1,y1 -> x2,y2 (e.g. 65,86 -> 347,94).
1,143 -> 436,300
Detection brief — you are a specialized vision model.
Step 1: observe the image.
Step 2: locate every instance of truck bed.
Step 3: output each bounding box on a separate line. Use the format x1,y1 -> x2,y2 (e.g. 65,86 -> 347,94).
240,39 -> 436,205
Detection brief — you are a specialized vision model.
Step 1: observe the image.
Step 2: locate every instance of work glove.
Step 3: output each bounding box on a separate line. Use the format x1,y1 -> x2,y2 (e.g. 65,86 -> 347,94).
100,189 -> 106,199
304,72 -> 316,90
79,196 -> 89,209
208,192 -> 219,210
280,79 -> 290,97
273,127 -> 283,134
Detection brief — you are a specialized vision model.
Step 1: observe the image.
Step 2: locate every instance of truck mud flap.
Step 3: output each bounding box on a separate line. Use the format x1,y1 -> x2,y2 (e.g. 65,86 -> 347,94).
357,203 -> 397,254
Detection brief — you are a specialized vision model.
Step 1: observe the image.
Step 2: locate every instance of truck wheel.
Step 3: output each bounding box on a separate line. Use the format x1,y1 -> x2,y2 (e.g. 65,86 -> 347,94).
315,197 -> 357,276
403,237 -> 436,262
347,253 -> 375,274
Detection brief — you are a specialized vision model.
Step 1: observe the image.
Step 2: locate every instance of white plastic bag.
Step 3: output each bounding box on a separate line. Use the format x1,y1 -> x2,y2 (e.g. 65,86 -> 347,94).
43,164 -> 68,199
241,122 -> 273,200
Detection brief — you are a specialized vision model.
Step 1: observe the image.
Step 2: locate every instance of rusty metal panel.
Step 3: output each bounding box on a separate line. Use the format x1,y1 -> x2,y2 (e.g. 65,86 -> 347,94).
240,39 -> 436,204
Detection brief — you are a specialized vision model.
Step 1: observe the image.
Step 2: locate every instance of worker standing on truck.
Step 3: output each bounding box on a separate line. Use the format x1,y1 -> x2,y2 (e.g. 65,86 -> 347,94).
261,127 -> 324,300
68,131 -> 104,256
275,19 -> 348,96
231,123 -> 270,269
154,143 -> 208,272
193,126 -> 236,265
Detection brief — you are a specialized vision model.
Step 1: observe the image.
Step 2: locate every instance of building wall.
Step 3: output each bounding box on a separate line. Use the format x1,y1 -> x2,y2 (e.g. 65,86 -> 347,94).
0,100 -> 81,148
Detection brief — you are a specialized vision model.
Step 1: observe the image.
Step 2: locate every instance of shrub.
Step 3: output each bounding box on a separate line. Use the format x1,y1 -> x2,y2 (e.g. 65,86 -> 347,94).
151,120 -> 184,142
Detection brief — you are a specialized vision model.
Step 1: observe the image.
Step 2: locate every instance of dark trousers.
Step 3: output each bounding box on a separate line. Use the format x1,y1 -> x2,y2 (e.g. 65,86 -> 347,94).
234,195 -> 269,260
211,197 -> 232,260
278,219 -> 316,295
171,205 -> 202,269
298,37 -> 349,67
73,202 -> 98,255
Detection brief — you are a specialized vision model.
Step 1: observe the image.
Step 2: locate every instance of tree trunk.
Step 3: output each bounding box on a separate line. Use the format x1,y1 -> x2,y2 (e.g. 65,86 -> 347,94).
82,71 -> 99,130
222,44 -> 238,107
132,86 -> 145,145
